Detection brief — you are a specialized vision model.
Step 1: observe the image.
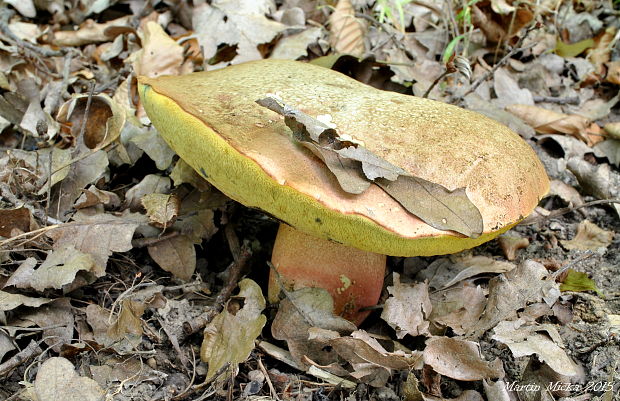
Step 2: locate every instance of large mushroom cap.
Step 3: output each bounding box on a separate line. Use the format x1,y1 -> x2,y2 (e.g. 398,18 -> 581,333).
139,59 -> 549,256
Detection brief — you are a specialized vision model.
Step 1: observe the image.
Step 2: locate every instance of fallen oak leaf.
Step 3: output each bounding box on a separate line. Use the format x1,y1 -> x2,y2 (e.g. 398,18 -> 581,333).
256,96 -> 483,238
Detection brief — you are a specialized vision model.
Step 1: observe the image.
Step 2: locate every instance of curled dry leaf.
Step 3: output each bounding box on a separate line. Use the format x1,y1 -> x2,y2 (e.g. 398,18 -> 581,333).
0,206 -> 37,237
593,139 -> 620,167
423,337 -> 505,381
561,220 -> 614,253
256,96 -> 483,237
498,234 -> 530,261
381,273 -> 431,338
201,279 -> 267,379
56,94 -> 125,150
34,357 -> 104,401
548,179 -> 584,207
329,0 -> 365,57
603,122 -> 620,139
506,104 -> 590,143
51,16 -> 131,47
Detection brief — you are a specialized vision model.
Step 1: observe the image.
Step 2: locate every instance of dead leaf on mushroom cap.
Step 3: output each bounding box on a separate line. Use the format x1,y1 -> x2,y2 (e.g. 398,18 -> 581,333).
140,60 -> 548,243
257,95 -> 483,237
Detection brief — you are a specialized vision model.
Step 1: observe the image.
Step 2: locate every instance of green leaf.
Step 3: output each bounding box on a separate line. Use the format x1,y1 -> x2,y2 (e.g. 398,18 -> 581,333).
443,35 -> 464,64
560,269 -> 603,297
554,38 -> 594,58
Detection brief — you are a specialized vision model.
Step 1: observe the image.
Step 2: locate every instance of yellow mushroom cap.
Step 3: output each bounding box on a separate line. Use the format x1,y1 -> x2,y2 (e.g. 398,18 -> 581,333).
138,59 -> 549,257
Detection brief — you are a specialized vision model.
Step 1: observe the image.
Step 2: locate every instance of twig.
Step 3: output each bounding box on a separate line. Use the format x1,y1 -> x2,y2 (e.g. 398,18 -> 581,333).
182,246 -> 251,335
354,13 -> 415,60
520,199 -> 620,226
450,24 -> 538,104
533,95 -> 580,105
423,69 -> 452,98
0,340 -> 41,377
157,317 -> 190,371
257,356 -> 280,401
132,231 -> 181,248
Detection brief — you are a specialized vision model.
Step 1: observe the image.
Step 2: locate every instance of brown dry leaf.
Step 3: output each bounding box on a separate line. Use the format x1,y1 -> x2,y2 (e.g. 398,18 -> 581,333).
483,380 -> 511,401
491,320 -> 578,377
21,298 -> 74,352
89,356 -> 159,389
6,244 -> 96,291
85,304 -> 141,351
51,16 -> 131,46
423,337 -> 504,381
506,104 -> 590,142
130,128 -> 176,170
270,27 -> 322,60
142,193 -> 180,228
201,279 -> 266,379
124,174 -> 172,211
566,157 -> 614,201
0,331 -> 15,362
498,235 -> 530,261
561,220 -> 614,252
329,0 -> 365,57
466,260 -> 560,339
256,96 -> 483,237
33,357 -> 104,401
0,207 -> 37,237
133,22 -> 193,79
49,149 -> 109,219
108,299 -> 146,341
0,290 -> 53,311
493,68 -> 533,109
56,94 -> 125,150
272,287 -> 356,369
548,179 -> 584,207
381,273 -> 431,338
47,211 -> 142,277
593,139 -> 620,167
471,5 -> 505,43
173,209 -> 218,245
417,255 -> 515,290
147,234 -> 196,281
429,282 -> 486,335
193,1 -> 286,65
74,185 -> 121,210
605,60 -> 620,85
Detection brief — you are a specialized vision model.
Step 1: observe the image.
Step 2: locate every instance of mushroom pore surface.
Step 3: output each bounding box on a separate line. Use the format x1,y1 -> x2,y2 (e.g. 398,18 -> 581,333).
138,59 -> 549,257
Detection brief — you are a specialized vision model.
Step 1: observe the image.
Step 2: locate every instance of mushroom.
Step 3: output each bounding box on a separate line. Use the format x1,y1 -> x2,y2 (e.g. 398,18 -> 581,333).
138,59 -> 549,324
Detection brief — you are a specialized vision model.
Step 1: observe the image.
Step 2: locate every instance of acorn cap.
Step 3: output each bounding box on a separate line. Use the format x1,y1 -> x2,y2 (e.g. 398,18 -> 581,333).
138,59 -> 549,256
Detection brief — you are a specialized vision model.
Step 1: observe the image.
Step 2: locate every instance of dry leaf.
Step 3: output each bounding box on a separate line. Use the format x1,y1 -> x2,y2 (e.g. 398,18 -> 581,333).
256,96 -> 483,237
329,0 -> 365,56
75,185 -> 121,210
272,287 -> 356,369
561,220 -> 614,252
606,60 -> 620,84
0,290 -> 52,311
429,282 -> 486,335
56,94 -> 125,149
193,1 -> 286,65
467,260 -> 559,339
506,104 -> 590,142
108,299 -> 146,340
47,211 -> 142,276
170,158 -> 211,191
417,255 -> 515,290
548,179 -> 584,207
492,320 -> 578,377
493,68 -> 534,109
603,122 -> 620,139
133,22 -> 193,79
381,273 -> 431,338
567,157 -> 614,201
423,337 -> 505,381
21,298 -> 74,351
201,279 -> 266,379
498,235 -> 530,261
593,139 -> 620,167
34,357 -> 105,401
142,193 -> 180,228
147,234 -> 196,281
6,244 -> 96,291
51,16 -> 131,47
124,174 -> 172,211
0,207 -> 37,237
270,27 -> 322,60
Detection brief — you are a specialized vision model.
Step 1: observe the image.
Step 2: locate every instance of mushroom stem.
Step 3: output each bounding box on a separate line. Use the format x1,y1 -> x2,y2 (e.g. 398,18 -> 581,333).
268,224 -> 386,325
